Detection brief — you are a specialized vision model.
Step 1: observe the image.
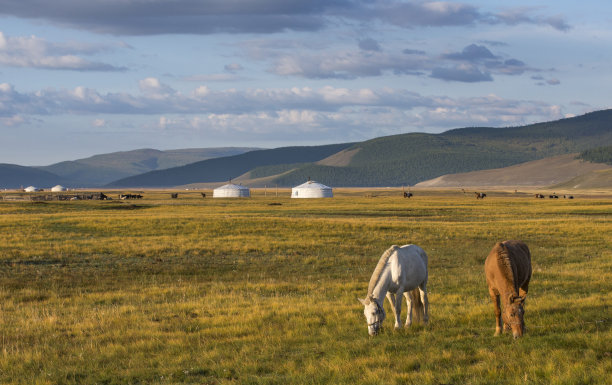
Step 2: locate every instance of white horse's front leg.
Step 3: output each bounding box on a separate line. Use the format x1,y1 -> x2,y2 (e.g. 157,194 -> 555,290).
404,291 -> 413,327
386,292 -> 401,329
393,291 -> 404,329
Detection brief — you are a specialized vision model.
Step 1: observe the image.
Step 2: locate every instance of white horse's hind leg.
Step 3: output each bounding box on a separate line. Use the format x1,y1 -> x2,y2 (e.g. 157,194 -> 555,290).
408,290 -> 423,324
403,291 -> 413,327
419,285 -> 429,324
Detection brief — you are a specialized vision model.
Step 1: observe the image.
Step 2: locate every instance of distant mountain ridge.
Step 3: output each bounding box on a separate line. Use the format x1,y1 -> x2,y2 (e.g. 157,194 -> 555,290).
0,164 -> 71,189
3,109 -> 612,189
262,110 -> 612,187
107,143 -> 355,187
37,147 -> 259,186
109,109 -> 612,188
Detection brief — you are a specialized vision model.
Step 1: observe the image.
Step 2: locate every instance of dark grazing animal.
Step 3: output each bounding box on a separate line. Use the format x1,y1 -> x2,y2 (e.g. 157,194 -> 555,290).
119,194 -> 143,200
484,240 -> 532,339
475,192 -> 487,199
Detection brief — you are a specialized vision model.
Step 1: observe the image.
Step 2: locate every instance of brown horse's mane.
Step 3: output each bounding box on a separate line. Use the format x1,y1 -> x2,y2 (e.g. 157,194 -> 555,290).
494,242 -> 517,292
367,245 -> 399,301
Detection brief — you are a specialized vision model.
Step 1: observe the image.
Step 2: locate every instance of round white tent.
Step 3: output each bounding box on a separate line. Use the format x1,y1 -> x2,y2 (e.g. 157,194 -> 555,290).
213,183 -> 250,198
291,180 -> 333,198
51,185 -> 67,192
24,186 -> 39,192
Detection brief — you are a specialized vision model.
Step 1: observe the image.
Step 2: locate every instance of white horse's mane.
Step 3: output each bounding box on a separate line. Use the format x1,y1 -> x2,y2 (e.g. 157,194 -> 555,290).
366,245 -> 399,301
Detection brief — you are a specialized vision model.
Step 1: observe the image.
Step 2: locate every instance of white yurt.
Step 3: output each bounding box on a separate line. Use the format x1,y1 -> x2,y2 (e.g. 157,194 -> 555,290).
213,183 -> 251,198
24,186 -> 39,192
291,179 -> 333,198
51,185 -> 67,192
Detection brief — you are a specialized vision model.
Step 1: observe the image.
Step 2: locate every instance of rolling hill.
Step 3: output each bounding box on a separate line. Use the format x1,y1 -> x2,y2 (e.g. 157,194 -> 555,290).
261,110 -> 612,187
414,153 -> 612,188
107,109 -> 612,188
551,168 -> 612,190
0,164 -> 71,190
107,143 -> 355,187
37,147 -> 259,186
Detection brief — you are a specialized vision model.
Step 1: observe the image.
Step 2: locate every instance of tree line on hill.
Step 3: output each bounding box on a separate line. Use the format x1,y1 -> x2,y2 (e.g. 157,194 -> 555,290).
578,145 -> 612,165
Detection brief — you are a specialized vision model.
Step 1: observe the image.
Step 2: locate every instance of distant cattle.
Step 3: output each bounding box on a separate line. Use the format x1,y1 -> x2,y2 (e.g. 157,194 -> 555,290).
549,194 -> 559,199
564,195 -> 574,199
475,192 -> 487,199
171,193 -> 178,199
534,194 -> 545,199
404,192 -> 413,198
119,194 -> 143,200
201,192 -> 206,198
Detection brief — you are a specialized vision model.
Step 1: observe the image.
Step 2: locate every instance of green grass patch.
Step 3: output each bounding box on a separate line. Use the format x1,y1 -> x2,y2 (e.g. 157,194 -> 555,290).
0,192 -> 610,384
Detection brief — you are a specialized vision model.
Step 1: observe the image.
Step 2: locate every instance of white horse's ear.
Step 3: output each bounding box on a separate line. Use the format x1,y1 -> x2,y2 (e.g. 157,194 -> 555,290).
358,298 -> 367,305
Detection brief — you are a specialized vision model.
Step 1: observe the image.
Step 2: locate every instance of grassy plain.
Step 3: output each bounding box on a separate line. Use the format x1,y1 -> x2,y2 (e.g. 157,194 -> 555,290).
0,189 -> 610,384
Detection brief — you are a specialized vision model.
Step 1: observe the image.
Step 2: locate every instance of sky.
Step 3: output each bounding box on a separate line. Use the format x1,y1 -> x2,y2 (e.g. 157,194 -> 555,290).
1,0 -> 611,166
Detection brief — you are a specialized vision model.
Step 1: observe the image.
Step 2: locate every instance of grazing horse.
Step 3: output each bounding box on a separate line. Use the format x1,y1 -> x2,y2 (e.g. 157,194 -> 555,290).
484,240 -> 532,339
359,245 -> 429,336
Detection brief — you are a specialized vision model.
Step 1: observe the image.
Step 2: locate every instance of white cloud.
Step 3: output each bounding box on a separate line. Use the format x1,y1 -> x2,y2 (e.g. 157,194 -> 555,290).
264,42 -> 539,82
0,81 -> 581,138
92,118 -> 106,127
0,114 -> 25,126
0,31 -> 126,71
224,63 -> 243,72
138,77 -> 176,99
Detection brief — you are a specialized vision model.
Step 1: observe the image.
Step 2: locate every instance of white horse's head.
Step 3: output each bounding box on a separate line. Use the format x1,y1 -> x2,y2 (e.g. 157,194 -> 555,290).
358,297 -> 385,336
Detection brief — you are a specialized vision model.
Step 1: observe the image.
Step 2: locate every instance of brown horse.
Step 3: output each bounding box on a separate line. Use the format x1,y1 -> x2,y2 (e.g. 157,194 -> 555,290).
484,240 -> 532,338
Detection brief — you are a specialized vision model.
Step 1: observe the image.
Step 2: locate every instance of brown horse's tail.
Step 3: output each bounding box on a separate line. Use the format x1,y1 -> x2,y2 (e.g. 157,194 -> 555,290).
410,288 -> 424,324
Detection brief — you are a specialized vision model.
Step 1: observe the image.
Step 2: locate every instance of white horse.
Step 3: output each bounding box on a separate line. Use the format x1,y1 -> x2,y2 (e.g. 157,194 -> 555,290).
358,244 -> 429,336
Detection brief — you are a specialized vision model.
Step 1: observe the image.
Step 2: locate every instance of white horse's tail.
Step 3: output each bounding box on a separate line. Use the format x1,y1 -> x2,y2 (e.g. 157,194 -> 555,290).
410,288 -> 425,324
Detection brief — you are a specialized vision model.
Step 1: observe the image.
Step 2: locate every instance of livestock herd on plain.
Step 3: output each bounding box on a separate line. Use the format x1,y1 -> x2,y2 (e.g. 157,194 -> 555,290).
359,241 -> 531,339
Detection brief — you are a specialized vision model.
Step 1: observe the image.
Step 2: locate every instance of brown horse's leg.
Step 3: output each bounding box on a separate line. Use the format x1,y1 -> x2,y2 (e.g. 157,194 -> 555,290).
519,282 -> 529,333
489,288 -> 502,336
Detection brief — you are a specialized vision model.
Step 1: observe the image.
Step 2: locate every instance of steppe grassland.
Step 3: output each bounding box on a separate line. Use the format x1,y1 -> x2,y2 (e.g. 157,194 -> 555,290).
0,190 -> 610,384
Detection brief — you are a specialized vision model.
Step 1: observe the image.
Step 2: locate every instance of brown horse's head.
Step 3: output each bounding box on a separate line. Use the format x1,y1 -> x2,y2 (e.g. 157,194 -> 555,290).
503,294 -> 526,338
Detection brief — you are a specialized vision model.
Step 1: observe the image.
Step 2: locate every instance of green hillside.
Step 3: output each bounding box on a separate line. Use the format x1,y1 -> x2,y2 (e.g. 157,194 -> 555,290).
108,144 -> 354,187
578,145 -> 612,165
106,109 -> 612,188
38,147 -> 259,186
0,164 -> 70,189
266,110 -> 612,186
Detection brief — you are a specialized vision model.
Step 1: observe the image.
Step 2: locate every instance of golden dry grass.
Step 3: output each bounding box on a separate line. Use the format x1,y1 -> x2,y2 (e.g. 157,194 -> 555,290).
0,190 -> 610,384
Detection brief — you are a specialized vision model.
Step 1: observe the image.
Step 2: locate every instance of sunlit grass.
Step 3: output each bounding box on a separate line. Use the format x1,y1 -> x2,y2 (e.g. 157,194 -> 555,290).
0,191 -> 610,384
